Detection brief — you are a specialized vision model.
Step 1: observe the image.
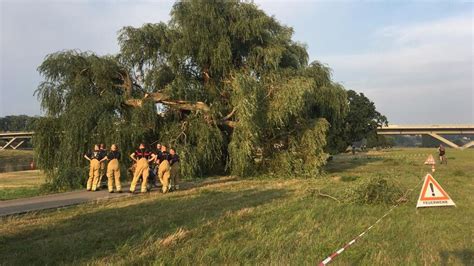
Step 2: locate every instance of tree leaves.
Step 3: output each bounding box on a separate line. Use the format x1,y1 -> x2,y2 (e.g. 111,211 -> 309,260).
34,0 -> 381,189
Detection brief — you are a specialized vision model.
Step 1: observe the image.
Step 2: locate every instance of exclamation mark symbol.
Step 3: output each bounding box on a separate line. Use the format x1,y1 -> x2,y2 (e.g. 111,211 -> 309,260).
429,183 -> 435,196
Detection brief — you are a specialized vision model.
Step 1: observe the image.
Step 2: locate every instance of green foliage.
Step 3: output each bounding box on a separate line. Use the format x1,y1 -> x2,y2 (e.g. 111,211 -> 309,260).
293,118 -> 330,175
34,0 -> 364,190
353,176 -> 404,204
324,89 -> 388,153
345,90 -> 388,143
158,114 -> 224,178
34,51 -> 158,191
366,132 -> 394,148
40,167 -> 86,192
118,0 -> 340,178
228,73 -> 267,176
0,115 -> 38,132
391,135 -> 421,147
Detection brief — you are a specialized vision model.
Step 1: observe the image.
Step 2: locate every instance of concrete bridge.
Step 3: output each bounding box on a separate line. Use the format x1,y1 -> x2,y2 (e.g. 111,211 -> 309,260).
0,132 -> 34,150
3,126 -> 473,150
377,124 -> 474,149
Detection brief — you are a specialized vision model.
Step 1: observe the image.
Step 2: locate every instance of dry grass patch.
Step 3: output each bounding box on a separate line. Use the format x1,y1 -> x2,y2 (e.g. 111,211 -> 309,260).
0,170 -> 44,188
226,207 -> 255,218
159,228 -> 190,247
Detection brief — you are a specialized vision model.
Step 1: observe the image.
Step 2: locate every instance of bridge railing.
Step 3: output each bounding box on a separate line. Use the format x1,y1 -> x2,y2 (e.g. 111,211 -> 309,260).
0,132 -> 34,150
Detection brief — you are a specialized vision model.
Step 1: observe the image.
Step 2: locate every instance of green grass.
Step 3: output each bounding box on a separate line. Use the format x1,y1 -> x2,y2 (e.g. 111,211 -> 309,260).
0,148 -> 472,265
0,170 -> 45,200
0,187 -> 42,201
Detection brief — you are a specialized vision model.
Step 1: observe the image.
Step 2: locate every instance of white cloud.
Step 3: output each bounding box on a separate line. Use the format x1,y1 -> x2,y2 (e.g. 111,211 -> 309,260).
376,15 -> 472,46
319,13 -> 474,124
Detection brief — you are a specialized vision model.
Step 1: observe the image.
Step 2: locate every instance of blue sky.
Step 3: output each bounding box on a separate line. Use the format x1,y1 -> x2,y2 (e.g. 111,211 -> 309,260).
1,0 -> 473,124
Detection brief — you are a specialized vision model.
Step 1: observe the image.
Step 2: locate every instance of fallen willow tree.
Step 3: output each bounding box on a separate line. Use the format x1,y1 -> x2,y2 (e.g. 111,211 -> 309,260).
34,0 -> 349,190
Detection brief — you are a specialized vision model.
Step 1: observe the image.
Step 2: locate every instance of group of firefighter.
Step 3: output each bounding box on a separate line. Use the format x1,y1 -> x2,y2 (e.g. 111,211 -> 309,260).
84,143 -> 180,194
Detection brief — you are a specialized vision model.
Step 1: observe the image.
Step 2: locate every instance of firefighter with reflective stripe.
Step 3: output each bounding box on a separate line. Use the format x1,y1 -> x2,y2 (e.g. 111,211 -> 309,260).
84,144 -> 106,191
96,143 -> 107,189
129,143 -> 156,193
157,145 -> 171,193
169,148 -> 180,191
105,144 -> 122,193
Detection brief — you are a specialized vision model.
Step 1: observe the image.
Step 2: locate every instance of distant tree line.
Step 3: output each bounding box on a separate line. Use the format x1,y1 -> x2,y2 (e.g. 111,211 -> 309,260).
0,115 -> 38,132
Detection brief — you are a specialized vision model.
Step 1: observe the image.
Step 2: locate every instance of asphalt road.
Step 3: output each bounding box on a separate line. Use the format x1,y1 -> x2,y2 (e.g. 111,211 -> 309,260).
0,177 -> 237,217
0,186 -> 135,217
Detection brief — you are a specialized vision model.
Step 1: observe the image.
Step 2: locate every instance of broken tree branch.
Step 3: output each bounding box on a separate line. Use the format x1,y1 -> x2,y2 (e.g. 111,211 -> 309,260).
222,108 -> 237,121
119,75 -> 237,128
317,189 -> 341,203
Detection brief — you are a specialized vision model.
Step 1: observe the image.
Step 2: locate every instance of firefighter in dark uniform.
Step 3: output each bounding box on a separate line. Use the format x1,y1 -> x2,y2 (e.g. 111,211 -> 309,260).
148,143 -> 162,188
130,143 -> 156,193
155,143 -> 162,155
97,143 -> 107,189
105,144 -> 122,193
169,148 -> 180,191
84,144 -> 106,191
157,145 -> 171,193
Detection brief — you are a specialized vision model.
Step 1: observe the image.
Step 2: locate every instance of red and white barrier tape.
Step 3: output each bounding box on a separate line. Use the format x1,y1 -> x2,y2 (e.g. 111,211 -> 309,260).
318,174 -> 426,265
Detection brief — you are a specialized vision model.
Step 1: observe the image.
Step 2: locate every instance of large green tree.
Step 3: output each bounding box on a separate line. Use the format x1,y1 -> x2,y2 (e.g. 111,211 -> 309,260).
34,0 -> 348,190
323,90 -> 388,153
345,90 -> 388,143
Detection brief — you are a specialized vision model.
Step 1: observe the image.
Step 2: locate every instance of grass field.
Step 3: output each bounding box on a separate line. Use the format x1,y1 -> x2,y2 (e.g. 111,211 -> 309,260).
0,148 -> 472,265
0,170 -> 45,200
0,150 -> 43,200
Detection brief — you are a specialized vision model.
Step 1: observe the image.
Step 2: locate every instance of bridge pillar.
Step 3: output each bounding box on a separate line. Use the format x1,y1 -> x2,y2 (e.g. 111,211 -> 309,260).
461,141 -> 474,150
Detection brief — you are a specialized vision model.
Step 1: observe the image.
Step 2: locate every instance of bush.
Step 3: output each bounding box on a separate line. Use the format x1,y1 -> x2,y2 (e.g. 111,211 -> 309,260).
353,176 -> 404,204
41,167 -> 86,192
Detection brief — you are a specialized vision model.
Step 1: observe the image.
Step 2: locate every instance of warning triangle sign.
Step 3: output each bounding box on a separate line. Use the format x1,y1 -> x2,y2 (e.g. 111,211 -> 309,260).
417,174 -> 455,208
424,154 -> 436,165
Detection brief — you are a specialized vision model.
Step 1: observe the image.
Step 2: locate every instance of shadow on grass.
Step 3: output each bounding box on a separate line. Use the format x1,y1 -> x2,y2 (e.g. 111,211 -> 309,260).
324,155 -> 383,173
440,249 -> 474,266
180,176 -> 239,190
0,187 -> 287,265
